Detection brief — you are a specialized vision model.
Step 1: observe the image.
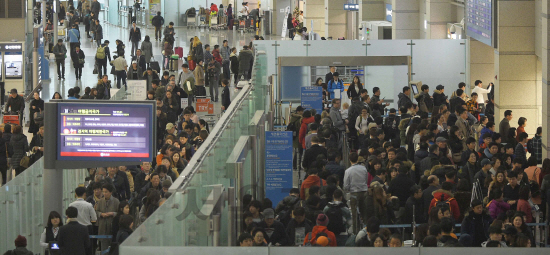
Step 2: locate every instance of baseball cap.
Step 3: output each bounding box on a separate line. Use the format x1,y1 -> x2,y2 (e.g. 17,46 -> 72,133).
166,123 -> 175,130
481,158 -> 492,166
262,208 -> 275,219
436,137 -> 447,143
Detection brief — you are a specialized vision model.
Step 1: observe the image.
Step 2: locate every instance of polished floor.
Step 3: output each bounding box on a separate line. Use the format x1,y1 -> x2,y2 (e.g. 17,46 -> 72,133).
43,21 -> 270,107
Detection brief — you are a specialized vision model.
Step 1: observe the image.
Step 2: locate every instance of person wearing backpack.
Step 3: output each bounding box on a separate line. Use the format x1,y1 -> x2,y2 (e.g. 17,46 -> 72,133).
4,235 -> 33,255
428,181 -> 460,221
95,40 -> 111,79
303,214 -> 337,246
274,188 -> 301,226
323,189 -> 351,246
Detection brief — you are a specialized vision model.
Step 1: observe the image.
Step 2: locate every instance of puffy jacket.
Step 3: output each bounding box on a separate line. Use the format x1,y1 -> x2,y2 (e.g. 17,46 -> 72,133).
432,89 -> 448,107
237,49 -> 253,73
10,133 -> 28,169
300,175 -> 327,200
298,116 -> 315,148
212,48 -> 222,63
397,92 -> 412,110
303,226 -> 337,247
193,43 -> 204,62
487,199 -> 510,219
429,189 -> 460,220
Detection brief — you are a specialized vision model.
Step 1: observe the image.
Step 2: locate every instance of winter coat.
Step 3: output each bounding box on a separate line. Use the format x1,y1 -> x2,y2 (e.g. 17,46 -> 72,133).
300,175 -> 327,200
257,220 -> 289,246
487,199 -> 510,219
303,226 -> 337,247
193,43 -> 204,62
71,49 -> 85,68
432,89 -> 448,107
163,42 -> 173,56
141,41 -> 153,63
212,49 -> 222,63
461,211 -> 493,247
194,64 -> 205,85
298,116 -> 315,148
53,43 -> 68,61
429,189 -> 461,220
230,53 -> 239,74
347,82 -> 363,99
397,92 -> 412,110
10,133 -> 28,168
237,49 -> 253,73
127,66 -> 143,80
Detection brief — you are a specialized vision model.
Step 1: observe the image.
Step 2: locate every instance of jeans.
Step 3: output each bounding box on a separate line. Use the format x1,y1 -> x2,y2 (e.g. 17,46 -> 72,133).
209,76 -> 219,101
131,41 -> 139,56
56,59 -> 65,78
96,39 -> 102,47
116,70 -> 127,89
222,61 -> 230,79
350,191 -> 368,234
154,26 -> 162,40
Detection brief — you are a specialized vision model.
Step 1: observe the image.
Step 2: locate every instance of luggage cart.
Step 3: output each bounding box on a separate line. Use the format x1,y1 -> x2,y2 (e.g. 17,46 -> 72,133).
209,14 -> 218,30
186,8 -> 197,27
197,14 -> 208,28
238,17 -> 246,32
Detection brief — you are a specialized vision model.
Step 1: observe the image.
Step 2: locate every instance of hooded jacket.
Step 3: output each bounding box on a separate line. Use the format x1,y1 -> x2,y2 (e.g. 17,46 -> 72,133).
298,116 -> 315,148
429,189 -> 460,220
397,92 -> 412,110
300,175 -> 327,200
303,225 -> 337,247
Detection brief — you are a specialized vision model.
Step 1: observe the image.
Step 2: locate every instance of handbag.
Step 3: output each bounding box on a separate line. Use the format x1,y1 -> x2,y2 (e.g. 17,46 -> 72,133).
20,154 -> 31,168
79,58 -> 85,64
34,110 -> 44,126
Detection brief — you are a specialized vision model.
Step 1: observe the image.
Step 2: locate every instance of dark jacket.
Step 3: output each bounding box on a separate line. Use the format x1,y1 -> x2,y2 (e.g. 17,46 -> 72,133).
499,118 -> 510,144
107,171 -> 131,201
221,86 -> 230,110
454,191 -> 472,223
127,66 -> 143,80
420,153 -> 440,174
302,145 -> 327,170
404,196 -> 425,224
129,27 -> 141,42
347,82 -> 363,99
432,90 -> 448,107
422,184 -> 440,216
193,43 -> 204,62
388,174 -> 416,207
459,162 -> 478,185
2,247 -> 33,255
238,49 -> 253,73
53,43 -> 68,61
57,221 -> 92,255
29,133 -> 44,159
116,228 -> 133,243
10,133 -> 28,168
258,220 -> 290,246
95,24 -> 103,40
135,54 -> 146,72
91,1 -> 100,14
151,14 -> 164,27
286,218 -> 313,246
71,49 -> 85,68
397,92 -> 412,110
230,54 -> 239,74
461,211 -> 493,247
6,95 -> 25,113
449,96 -> 463,113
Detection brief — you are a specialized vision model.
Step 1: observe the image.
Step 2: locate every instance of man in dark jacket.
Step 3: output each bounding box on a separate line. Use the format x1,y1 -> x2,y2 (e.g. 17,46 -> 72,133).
388,166 -> 416,208
461,199 -> 493,247
403,185 -> 425,225
499,110 -> 513,144
302,136 -> 327,170
151,12 -> 164,41
432,85 -> 448,108
237,46 -> 253,81
449,89 -> 464,113
286,206 -> 313,246
57,207 -> 91,255
397,86 -> 412,110
94,19 -> 103,46
5,89 -> 25,114
422,175 -> 440,216
91,0 -> 100,17
221,79 -> 231,111
52,39 -> 67,79
129,22 -> 141,56
163,22 -> 175,44
420,144 -> 440,174
258,208 -> 290,246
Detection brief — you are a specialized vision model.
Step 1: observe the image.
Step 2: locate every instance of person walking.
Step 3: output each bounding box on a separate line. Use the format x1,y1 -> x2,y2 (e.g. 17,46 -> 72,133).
129,22 -> 141,57
95,40 -> 112,79
163,22 -> 175,45
91,0 -> 100,17
52,39 -> 67,80
230,47 -> 239,85
93,19 -> 102,47
95,184 -> 120,252
220,40 -> 231,79
163,41 -> 173,70
151,12 -> 164,41
140,35 -> 153,68
71,45 -> 85,80
57,207 -> 92,255
110,55 -> 128,89
68,24 -> 80,53
28,92 -> 44,134
237,46 -> 253,81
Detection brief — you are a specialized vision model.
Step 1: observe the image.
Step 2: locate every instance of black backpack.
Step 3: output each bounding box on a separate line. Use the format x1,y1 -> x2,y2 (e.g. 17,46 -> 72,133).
277,198 -> 301,227
325,202 -> 346,234
527,138 -> 535,154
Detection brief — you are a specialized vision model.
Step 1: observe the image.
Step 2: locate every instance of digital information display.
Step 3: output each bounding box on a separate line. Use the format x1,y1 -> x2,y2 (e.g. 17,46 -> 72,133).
466,0 -> 494,47
56,103 -> 154,162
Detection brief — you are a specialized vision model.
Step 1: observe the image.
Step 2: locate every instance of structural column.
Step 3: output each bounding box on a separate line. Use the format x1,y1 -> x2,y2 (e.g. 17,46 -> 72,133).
304,0 -> 325,36
542,0 -> 550,157
392,0 -> 419,39
468,39 -> 494,91
325,0 -> 347,39
424,0 -> 452,39
494,0 -> 537,135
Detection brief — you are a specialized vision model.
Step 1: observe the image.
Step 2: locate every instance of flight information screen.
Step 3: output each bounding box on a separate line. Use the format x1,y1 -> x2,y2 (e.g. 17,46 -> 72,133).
466,0 -> 494,47
56,103 -> 154,162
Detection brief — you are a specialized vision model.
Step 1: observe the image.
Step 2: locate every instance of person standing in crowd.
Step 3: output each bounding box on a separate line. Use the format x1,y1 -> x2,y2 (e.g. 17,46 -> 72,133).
7,235 -> 33,255
40,211 -> 63,254
220,40 -> 231,79
127,60 -> 143,80
71,45 -> 85,80
194,59 -> 206,97
343,152 -> 369,234
163,22 -> 175,45
95,184 -> 120,252
207,57 -> 222,102
68,187 -> 97,235
499,110 -> 512,143
10,125 -> 28,176
178,64 -> 195,104
230,47 -> 239,85
129,22 -> 141,57
327,72 -> 344,99
471,80 -> 492,113
221,79 -> 231,111
163,41 -> 173,70
237,46 -> 253,81
110,54 -> 128,89
91,0 -> 100,17
135,49 -> 146,72
52,39 -> 67,80
28,92 -> 44,134
347,76 -> 364,99
57,207 -> 91,255
151,12 -> 164,41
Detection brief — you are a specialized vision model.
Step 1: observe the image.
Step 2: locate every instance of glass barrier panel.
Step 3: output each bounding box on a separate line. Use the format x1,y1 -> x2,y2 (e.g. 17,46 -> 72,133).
366,39 -> 412,57
307,40 -> 368,57
412,39 -> 466,88
364,65 -> 410,110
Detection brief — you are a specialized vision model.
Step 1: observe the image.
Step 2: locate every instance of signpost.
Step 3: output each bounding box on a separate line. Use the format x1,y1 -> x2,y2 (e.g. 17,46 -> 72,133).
300,86 -> 323,114
265,131 -> 293,206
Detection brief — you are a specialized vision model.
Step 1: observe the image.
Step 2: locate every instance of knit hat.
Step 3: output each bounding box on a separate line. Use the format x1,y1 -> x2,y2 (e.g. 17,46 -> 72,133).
316,236 -> 329,246
316,214 -> 329,226
14,235 -> 27,247
162,179 -> 172,188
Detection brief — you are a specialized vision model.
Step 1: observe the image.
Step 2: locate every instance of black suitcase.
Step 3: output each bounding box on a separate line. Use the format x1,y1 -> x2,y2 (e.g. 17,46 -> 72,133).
195,86 -> 207,97
150,60 -> 161,73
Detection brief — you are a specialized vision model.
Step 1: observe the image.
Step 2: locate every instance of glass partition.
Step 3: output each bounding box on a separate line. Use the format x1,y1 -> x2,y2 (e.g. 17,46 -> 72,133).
121,52 -> 270,249
411,39 -> 466,88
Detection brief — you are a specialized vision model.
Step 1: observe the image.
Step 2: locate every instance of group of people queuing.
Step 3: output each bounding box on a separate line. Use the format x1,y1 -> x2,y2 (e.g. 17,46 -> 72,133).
238,70 -> 547,248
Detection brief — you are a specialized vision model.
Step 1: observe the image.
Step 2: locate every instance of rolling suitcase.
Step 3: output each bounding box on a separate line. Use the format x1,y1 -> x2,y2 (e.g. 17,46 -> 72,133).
229,19 -> 234,30
150,57 -> 161,73
174,47 -> 184,58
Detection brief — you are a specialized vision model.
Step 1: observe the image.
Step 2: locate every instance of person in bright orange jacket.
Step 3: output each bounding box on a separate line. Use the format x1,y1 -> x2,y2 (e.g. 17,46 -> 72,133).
300,168 -> 327,200
298,110 -> 315,149
428,181 -> 461,221
303,214 -> 337,247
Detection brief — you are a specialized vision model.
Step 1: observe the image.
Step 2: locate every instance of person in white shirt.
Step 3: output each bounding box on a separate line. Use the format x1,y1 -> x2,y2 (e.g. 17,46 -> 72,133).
355,107 -> 372,136
240,2 -> 249,18
40,211 -> 63,250
471,80 -> 492,113
68,186 -> 98,234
